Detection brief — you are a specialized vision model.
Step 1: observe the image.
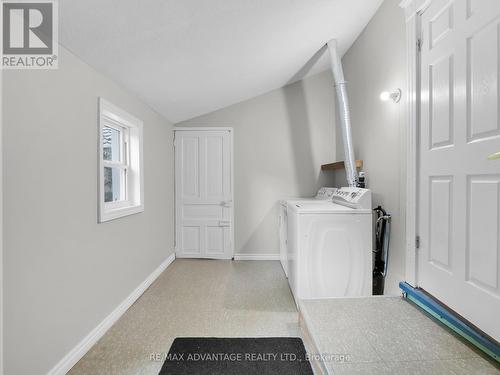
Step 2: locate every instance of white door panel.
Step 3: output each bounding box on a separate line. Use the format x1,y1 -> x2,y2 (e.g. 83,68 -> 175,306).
419,0 -> 500,341
175,129 -> 233,259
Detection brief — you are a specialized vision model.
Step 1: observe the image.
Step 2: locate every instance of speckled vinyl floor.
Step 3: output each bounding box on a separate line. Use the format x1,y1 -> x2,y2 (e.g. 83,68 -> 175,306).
68,260 -> 299,375
68,260 -> 500,375
300,297 -> 500,375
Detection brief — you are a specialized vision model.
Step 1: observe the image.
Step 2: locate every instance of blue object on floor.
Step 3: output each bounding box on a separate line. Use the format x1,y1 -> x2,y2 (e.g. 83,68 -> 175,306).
399,281 -> 500,363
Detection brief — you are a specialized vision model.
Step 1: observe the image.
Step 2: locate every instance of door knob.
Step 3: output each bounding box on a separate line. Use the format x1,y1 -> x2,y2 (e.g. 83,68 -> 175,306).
220,200 -> 233,207
488,152 -> 500,160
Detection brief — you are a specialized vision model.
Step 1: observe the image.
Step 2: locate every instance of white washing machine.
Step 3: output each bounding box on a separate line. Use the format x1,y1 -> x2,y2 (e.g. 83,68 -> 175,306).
286,187 -> 372,302
279,187 -> 338,277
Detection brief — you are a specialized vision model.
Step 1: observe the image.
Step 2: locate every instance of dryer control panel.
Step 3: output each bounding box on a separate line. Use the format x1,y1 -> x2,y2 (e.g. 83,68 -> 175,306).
331,187 -> 372,210
315,187 -> 338,200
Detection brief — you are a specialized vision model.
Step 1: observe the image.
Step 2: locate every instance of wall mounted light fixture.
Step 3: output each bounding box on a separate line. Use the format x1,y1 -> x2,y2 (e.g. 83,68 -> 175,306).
380,89 -> 402,103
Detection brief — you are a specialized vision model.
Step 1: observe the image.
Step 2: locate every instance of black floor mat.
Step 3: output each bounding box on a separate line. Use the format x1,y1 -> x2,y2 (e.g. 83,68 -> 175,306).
158,337 -> 314,374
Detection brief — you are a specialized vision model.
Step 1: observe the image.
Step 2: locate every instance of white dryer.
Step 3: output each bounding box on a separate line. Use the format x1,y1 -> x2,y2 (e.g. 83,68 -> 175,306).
286,187 -> 372,302
279,188 -> 338,277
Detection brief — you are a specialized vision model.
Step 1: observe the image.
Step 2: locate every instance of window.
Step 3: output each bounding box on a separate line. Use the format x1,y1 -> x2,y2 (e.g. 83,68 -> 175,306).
98,98 -> 144,222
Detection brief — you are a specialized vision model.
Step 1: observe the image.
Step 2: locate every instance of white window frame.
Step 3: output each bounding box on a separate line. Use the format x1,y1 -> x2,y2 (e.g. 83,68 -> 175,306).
98,98 -> 144,222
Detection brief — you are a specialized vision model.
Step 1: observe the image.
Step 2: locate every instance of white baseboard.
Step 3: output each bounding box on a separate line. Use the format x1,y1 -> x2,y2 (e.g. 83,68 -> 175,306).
47,252 -> 176,375
233,253 -> 280,261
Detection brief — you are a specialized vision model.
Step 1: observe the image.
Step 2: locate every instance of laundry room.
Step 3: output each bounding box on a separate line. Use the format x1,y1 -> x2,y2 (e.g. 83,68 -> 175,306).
2,0 -> 500,374
177,3 -> 406,296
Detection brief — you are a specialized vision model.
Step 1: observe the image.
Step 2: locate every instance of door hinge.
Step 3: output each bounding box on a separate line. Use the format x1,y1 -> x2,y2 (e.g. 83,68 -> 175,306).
416,236 -> 421,249
417,38 -> 422,52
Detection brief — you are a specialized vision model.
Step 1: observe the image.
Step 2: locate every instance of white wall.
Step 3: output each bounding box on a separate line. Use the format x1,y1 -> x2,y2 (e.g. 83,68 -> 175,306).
177,72 -> 337,256
334,0 -> 407,294
2,46 -> 175,375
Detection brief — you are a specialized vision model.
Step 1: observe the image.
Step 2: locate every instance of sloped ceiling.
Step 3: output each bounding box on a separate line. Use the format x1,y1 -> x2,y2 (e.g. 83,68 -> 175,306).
60,0 -> 383,122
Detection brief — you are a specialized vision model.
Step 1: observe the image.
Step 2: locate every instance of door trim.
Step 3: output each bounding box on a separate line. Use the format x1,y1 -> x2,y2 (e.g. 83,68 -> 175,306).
400,0 -> 432,287
173,127 -> 235,259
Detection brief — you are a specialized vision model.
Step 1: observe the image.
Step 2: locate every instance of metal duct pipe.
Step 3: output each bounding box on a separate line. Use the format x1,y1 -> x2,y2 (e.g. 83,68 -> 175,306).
327,39 -> 357,187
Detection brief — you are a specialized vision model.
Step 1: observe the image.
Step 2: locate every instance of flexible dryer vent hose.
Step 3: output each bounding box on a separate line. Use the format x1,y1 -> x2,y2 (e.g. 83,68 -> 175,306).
326,39 -> 357,187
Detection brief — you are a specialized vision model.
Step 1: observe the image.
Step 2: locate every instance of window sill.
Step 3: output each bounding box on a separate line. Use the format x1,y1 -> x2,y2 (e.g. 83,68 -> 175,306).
99,204 -> 144,223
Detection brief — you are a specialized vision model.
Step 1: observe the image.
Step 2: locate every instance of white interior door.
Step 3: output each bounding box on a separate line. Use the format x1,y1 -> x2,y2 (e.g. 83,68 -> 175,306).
419,0 -> 500,341
175,129 -> 233,259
